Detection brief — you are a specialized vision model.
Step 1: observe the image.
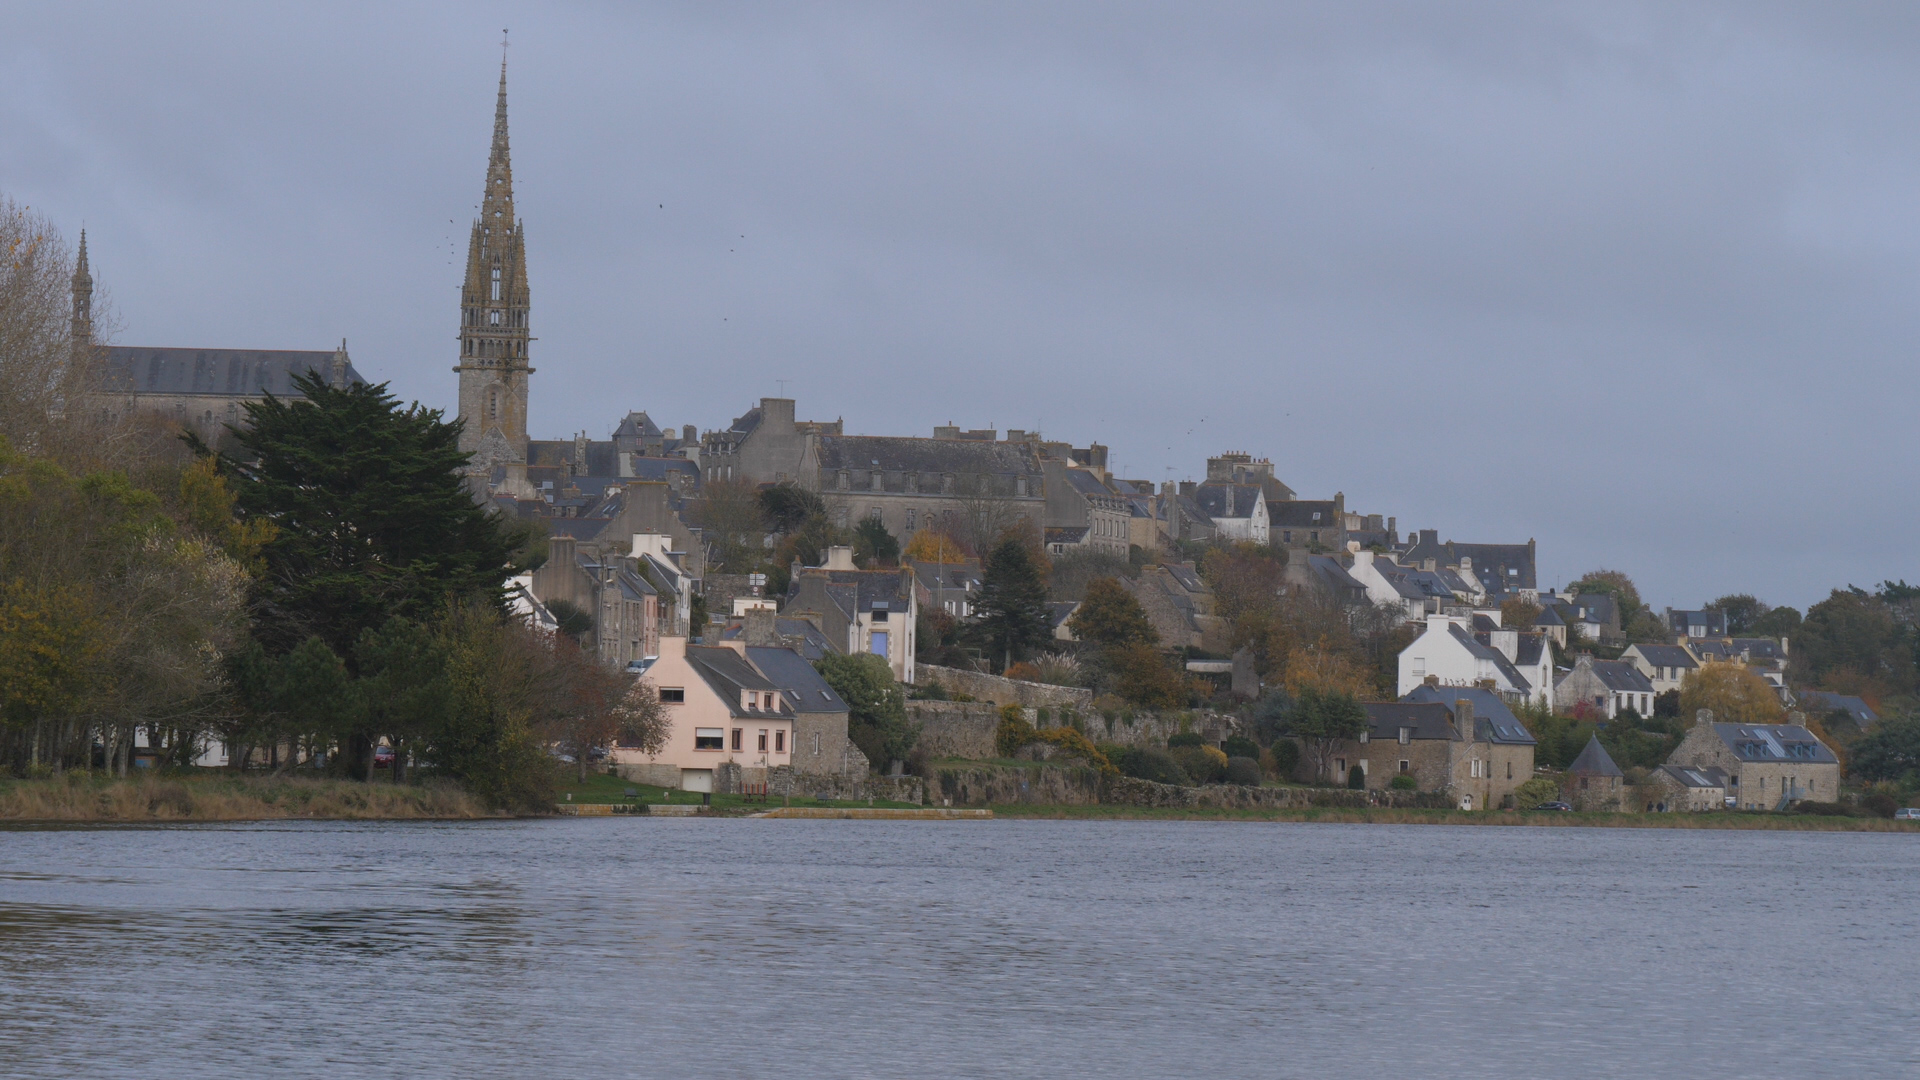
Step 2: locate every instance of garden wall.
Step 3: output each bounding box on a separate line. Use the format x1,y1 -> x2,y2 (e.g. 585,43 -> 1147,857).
914,664 -> 1095,711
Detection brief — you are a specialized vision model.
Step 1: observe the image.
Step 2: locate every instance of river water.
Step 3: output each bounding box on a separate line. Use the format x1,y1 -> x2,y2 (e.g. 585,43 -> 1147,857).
1,819 -> 1915,1078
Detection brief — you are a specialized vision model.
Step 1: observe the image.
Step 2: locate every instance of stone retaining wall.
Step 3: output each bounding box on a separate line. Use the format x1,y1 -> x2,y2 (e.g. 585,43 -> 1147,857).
909,701 -> 1004,759
915,664 -> 1095,710
929,764 -> 1106,807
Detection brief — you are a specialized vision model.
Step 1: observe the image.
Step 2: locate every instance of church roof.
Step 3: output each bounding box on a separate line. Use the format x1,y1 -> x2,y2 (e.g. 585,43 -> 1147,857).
1567,735 -> 1623,777
100,347 -> 367,398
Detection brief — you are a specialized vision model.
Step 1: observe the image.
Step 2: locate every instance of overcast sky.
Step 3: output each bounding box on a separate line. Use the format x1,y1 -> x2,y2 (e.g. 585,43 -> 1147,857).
6,3 -> 1917,610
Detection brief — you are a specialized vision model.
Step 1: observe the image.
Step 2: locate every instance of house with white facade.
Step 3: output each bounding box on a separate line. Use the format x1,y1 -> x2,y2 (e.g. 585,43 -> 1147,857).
1396,612 -> 1540,704
782,547 -> 918,684
1193,482 -> 1268,544
1554,654 -> 1656,719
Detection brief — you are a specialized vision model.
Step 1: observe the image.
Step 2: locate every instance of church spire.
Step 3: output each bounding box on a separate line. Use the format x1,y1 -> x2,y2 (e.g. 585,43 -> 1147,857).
70,229 -> 93,347
455,44 -> 533,477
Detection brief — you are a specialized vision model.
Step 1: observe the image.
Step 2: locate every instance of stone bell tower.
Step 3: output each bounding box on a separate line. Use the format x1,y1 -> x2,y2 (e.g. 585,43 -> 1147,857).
454,49 -> 533,477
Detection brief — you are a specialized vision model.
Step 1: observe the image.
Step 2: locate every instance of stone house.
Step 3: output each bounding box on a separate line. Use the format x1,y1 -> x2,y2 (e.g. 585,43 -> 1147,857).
1205,452 -> 1296,503
1554,654 -> 1656,719
530,535 -> 661,666
699,396 -> 843,486
1041,461 -> 1131,556
1564,736 -> 1626,811
1621,643 -> 1698,698
805,433 -> 1047,543
1193,482 -> 1268,544
1346,689 -> 1536,810
1644,764 -> 1729,812
1122,563 -> 1227,652
1269,495 -> 1345,552
1396,612 -> 1539,704
611,636 -> 795,791
782,547 -> 918,684
1284,553 -> 1371,608
1665,710 -> 1840,809
908,558 -> 982,619
739,634 -> 867,778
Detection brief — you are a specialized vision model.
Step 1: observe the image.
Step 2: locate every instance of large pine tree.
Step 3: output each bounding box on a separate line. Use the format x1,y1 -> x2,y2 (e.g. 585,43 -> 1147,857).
224,374 -> 523,658
974,534 -> 1052,672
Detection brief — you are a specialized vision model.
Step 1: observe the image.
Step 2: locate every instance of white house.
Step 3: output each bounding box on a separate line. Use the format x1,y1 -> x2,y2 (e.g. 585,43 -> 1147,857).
1194,482 -> 1268,544
1397,612 -> 1541,704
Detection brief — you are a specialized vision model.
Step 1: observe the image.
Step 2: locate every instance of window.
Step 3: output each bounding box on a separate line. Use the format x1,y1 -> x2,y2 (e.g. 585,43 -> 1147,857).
490,267 -> 501,301
1399,760 -> 1410,773
1399,727 -> 1410,745
489,310 -> 501,326
1311,512 -> 1321,522
659,687 -> 685,704
1335,758 -> 1347,775
1411,659 -> 1425,677
812,732 -> 821,754
775,730 -> 786,753
731,728 -> 743,751
870,630 -> 889,658
1507,761 -> 1513,779
906,509 -> 916,531
868,505 -> 882,521
758,730 -> 769,752
695,728 -> 724,751
871,605 -> 889,623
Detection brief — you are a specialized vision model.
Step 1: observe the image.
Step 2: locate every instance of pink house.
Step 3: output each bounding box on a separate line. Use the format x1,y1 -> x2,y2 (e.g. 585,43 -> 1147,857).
611,636 -> 795,792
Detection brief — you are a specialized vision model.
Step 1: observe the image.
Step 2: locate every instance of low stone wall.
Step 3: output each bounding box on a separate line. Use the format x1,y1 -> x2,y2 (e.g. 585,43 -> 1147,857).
915,664 -> 1095,711
788,772 -> 926,805
930,764 -> 1105,807
1100,776 -> 1455,810
1082,709 -> 1243,749
612,762 -> 683,788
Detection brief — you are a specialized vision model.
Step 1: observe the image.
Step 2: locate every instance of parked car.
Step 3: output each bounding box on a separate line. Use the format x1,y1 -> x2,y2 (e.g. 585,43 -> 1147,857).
1896,807 -> 1920,821
1534,801 -> 1573,812
373,745 -> 395,768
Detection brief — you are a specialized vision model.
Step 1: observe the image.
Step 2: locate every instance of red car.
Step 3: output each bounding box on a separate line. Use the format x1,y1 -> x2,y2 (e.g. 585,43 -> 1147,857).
373,745 -> 396,768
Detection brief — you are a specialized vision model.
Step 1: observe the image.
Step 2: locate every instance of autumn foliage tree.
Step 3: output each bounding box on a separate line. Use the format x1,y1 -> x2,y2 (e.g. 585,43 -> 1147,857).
1069,577 -> 1157,650
1678,663 -> 1785,725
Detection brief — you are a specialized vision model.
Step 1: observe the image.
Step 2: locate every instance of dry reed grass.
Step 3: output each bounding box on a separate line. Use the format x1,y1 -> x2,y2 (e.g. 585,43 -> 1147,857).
0,773 -> 494,821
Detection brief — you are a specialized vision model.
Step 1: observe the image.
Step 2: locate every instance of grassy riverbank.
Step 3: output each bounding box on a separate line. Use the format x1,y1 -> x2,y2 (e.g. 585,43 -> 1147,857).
990,803 -> 1920,830
0,773 -> 493,822
554,770 -> 924,814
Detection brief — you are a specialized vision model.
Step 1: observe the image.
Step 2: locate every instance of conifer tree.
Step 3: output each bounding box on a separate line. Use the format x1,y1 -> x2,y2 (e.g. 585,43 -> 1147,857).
224,373 -> 523,658
975,534 -> 1051,671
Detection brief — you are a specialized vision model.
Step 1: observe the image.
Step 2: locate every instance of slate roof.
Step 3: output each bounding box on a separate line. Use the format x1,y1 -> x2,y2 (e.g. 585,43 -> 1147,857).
626,458 -> 700,483
1399,534 -> 1537,590
613,411 -> 663,439
1569,594 -> 1618,625
1667,608 -> 1728,634
1710,723 -> 1839,764
743,646 -> 847,713
1194,483 -> 1262,520
1588,659 -> 1654,693
1534,604 -> 1565,627
1567,735 -> 1623,777
1305,555 -> 1368,596
1653,764 -> 1728,789
1162,563 -> 1206,594
1045,526 -> 1090,546
1730,638 -> 1785,661
717,618 -> 836,662
1402,685 -> 1537,745
1630,644 -> 1698,670
1048,601 -> 1080,629
1796,691 -> 1877,727
908,559 -> 982,595
101,346 -> 367,398
815,435 -> 1043,476
685,645 -> 790,719
1446,624 -> 1532,692
1269,500 -> 1339,529
1063,469 -> 1117,497
1362,701 -> 1459,741
1512,634 -> 1548,668
789,568 -> 913,616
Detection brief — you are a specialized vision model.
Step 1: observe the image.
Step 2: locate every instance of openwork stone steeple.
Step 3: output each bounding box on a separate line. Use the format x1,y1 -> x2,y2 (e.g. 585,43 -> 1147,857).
455,50 -> 533,472
70,229 -> 93,348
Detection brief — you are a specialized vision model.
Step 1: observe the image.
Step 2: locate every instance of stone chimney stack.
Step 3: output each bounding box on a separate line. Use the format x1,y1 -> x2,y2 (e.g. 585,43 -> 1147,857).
1454,698 -> 1475,741
824,545 -> 857,571
1694,708 -> 1714,729
744,606 -> 779,647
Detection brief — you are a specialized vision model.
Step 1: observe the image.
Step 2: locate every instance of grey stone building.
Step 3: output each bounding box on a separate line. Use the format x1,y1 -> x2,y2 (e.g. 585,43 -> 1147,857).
1564,735 -> 1626,812
700,397 -> 842,486
805,433 -> 1047,545
1665,710 -> 1839,809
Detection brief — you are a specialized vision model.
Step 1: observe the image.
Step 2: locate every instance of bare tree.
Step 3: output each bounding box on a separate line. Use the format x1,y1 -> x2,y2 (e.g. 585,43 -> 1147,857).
0,195 -> 128,471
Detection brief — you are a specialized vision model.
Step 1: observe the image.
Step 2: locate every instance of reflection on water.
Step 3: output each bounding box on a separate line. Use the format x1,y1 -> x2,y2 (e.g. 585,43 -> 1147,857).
1,820 -> 1916,1079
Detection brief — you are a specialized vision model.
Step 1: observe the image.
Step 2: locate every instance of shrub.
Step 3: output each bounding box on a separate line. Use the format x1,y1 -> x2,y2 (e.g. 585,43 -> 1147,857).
1167,732 -> 1205,749
1170,745 -> 1229,783
1790,800 -> 1860,817
1224,756 -> 1263,786
1004,661 -> 1042,682
1108,745 -> 1190,785
996,704 -> 1115,773
1862,791 -> 1899,819
1514,776 -> 1560,808
995,705 -> 1036,757
1221,735 -> 1261,761
1267,738 -> 1301,780
1347,764 -> 1366,790
909,680 -> 950,701
1388,773 -> 1417,791
1035,707 -> 1052,726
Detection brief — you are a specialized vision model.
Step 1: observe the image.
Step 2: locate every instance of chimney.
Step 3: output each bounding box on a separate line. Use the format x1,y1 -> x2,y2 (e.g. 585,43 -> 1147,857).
330,339 -> 349,389
824,545 -> 857,571
744,606 -> 779,647
1454,698 -> 1475,741
1695,708 -> 1714,729
1423,674 -> 1439,688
